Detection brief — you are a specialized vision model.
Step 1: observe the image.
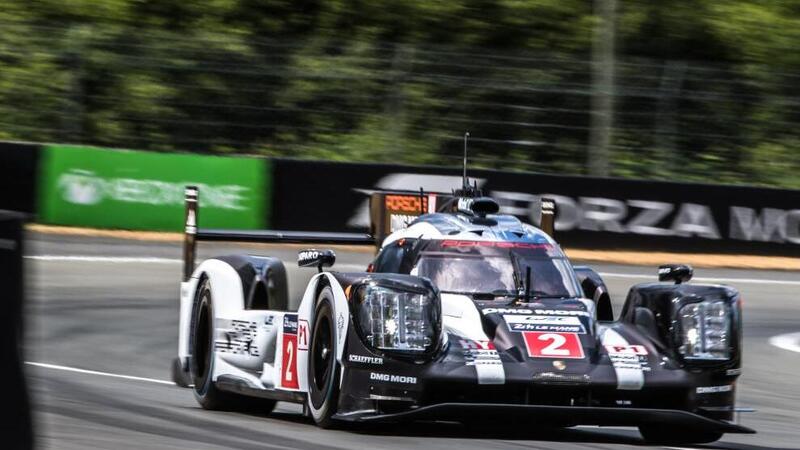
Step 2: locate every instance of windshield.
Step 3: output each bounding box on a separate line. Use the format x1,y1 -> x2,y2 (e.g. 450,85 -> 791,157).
413,251 -> 580,299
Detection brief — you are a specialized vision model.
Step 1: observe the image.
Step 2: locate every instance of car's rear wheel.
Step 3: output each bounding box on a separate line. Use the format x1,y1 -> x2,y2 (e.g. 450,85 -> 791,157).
307,287 -> 341,428
638,425 -> 723,445
190,278 -> 276,413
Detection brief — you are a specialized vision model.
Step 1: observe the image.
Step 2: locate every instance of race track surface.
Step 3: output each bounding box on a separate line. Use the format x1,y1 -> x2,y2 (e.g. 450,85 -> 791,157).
23,232 -> 800,450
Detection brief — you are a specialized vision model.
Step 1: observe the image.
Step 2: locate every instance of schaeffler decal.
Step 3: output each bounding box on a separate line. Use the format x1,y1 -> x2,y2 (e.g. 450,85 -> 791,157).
505,315 -> 586,334
348,354 -> 384,365
280,314 -> 299,389
523,332 -> 585,359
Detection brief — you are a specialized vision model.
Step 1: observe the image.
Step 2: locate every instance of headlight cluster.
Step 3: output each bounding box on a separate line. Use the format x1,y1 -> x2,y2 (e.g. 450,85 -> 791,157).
353,282 -> 440,353
678,300 -> 731,360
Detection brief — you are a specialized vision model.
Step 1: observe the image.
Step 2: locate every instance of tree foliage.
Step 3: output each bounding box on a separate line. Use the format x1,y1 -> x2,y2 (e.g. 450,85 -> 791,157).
1,0 -> 799,188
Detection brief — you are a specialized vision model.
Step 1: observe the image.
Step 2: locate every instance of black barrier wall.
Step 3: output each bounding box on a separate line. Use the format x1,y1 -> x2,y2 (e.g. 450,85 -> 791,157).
0,211 -> 32,449
0,142 -> 40,214
273,159 -> 800,256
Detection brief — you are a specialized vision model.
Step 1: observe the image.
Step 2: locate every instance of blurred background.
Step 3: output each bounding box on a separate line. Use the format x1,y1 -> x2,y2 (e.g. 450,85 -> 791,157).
4,3 -> 800,450
3,0 -> 800,187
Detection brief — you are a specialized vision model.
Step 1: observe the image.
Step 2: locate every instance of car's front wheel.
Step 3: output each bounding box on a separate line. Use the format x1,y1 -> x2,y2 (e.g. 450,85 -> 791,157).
306,287 -> 341,428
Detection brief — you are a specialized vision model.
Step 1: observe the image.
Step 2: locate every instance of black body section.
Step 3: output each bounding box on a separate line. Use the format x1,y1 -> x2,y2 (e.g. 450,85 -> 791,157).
659,264 -> 694,284
574,265 -> 614,321
620,282 -> 742,372
215,255 -> 289,311
298,249 -> 336,271
332,403 -> 754,434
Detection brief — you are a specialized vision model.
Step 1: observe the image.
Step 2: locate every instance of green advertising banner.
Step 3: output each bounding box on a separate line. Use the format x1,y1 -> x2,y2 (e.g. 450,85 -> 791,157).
38,145 -> 270,231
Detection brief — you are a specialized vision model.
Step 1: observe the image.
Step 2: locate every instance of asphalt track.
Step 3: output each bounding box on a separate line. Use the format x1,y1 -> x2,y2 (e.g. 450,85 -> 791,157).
23,232 -> 800,450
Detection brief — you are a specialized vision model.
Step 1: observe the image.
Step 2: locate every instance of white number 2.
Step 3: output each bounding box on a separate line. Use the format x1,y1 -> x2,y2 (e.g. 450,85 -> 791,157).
539,333 -> 570,356
285,345 -> 294,381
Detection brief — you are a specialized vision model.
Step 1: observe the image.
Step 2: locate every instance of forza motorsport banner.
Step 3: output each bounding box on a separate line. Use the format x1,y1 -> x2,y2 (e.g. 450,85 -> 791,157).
38,145 -> 271,231
272,159 -> 800,255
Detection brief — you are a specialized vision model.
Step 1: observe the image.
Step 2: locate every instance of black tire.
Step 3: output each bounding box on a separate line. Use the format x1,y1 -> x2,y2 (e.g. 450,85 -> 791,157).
190,278 -> 276,413
638,425 -> 723,445
170,356 -> 192,388
306,287 -> 341,428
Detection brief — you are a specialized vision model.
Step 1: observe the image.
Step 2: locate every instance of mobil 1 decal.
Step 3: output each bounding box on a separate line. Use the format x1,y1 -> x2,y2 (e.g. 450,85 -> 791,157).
523,332 -> 585,359
281,314 -> 300,389
504,315 -> 586,334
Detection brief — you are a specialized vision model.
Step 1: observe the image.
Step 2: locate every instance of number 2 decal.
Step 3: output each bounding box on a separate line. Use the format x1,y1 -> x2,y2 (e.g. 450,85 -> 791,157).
285,345 -> 294,381
281,314 -> 300,389
523,332 -> 584,359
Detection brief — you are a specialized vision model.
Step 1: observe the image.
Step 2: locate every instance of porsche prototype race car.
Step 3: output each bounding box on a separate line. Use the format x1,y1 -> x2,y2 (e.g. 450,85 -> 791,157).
172,183 -> 754,444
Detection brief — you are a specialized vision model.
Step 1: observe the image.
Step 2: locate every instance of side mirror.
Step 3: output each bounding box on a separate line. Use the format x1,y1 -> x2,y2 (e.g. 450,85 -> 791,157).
658,264 -> 693,284
298,249 -> 336,273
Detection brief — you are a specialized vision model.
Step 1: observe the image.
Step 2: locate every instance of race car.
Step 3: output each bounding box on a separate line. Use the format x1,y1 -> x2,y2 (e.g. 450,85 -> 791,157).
172,182 -> 754,445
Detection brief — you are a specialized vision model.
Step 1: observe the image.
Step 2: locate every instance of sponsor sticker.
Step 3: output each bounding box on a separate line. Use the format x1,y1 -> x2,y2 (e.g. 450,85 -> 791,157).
280,314 -> 299,389
523,332 -> 585,359
505,315 -> 586,334
604,345 -> 648,356
696,385 -> 733,394
297,319 -> 309,351
483,307 -> 590,317
348,354 -> 383,365
605,344 -> 651,372
370,372 -> 417,384
459,339 -> 495,350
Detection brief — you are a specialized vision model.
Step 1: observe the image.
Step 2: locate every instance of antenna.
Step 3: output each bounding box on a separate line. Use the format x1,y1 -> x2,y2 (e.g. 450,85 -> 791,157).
462,131 -> 470,190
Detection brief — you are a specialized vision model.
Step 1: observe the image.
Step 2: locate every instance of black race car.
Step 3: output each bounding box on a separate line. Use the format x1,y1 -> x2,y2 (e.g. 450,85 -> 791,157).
172,184 -> 753,445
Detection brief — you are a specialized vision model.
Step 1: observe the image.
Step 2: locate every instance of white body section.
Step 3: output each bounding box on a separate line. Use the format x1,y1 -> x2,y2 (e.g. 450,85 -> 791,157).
441,293 -> 506,385
177,259 -> 350,396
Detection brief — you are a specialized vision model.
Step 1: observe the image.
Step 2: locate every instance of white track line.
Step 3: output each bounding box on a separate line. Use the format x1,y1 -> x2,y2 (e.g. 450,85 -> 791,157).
25,255 -> 180,264
25,361 -> 175,385
769,332 -> 800,354
24,256 -> 800,286
599,272 -> 800,286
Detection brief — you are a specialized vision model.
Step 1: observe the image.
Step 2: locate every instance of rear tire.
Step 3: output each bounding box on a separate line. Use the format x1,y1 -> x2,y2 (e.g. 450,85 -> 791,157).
638,425 -> 723,445
306,287 -> 341,428
190,278 -> 276,413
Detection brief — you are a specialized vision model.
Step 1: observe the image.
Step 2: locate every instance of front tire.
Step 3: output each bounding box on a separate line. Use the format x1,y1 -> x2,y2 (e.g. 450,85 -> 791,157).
190,278 -> 276,413
639,425 -> 723,445
306,287 -> 341,428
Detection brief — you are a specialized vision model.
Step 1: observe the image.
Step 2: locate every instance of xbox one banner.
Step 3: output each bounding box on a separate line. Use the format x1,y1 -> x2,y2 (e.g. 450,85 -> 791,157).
38,145 -> 270,231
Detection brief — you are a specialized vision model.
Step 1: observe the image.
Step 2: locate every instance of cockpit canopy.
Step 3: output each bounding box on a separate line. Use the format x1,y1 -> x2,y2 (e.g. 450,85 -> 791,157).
372,239 -> 582,300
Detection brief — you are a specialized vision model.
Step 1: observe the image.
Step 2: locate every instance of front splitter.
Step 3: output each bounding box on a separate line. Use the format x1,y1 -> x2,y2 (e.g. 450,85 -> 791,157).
332,403 -> 755,434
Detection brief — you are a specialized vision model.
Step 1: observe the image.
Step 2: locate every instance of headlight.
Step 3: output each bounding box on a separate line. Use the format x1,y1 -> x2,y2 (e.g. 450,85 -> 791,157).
678,300 -> 731,360
353,282 -> 440,354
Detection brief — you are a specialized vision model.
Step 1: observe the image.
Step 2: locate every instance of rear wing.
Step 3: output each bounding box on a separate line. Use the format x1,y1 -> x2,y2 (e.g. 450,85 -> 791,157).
181,186 -> 555,281
181,186 -> 444,281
